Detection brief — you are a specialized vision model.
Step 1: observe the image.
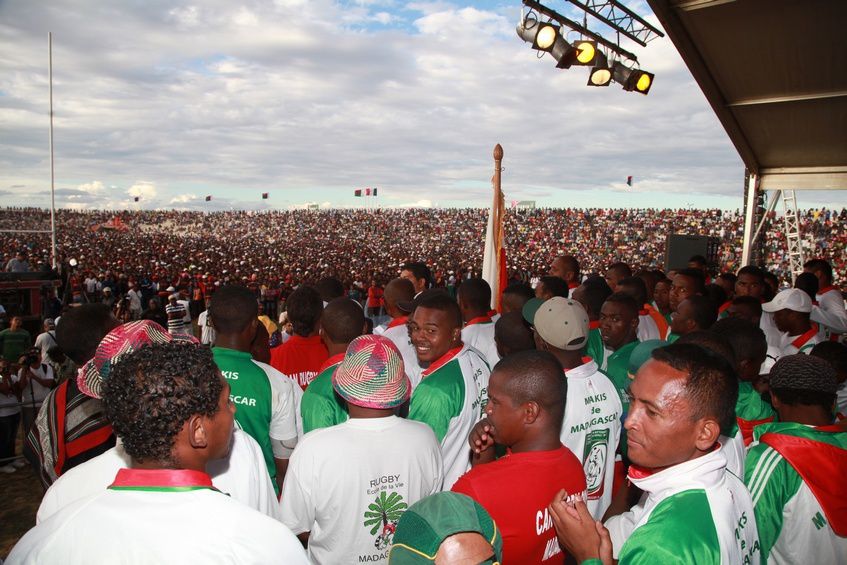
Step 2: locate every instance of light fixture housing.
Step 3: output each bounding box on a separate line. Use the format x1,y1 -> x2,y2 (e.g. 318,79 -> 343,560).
612,62 -> 654,94
571,40 -> 598,65
516,17 -> 561,53
587,52 -> 612,86
550,36 -> 578,68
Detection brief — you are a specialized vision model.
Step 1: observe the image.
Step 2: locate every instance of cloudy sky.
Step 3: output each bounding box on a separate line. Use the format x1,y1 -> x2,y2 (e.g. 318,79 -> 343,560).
0,0 -> 840,211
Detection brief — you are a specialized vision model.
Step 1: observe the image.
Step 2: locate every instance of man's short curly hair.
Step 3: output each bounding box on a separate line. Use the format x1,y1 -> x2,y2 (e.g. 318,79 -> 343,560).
102,342 -> 222,465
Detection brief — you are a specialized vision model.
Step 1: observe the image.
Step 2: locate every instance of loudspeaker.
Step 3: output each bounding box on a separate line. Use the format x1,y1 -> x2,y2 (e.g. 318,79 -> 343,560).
665,234 -> 720,272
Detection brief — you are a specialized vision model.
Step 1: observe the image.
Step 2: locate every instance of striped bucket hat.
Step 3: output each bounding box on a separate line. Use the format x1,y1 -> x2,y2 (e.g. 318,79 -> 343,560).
332,334 -> 410,410
78,320 -> 198,399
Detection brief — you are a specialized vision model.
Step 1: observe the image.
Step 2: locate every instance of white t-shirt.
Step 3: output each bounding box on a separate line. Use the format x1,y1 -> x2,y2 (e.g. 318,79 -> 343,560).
11,472 -> 307,564
197,310 -> 216,345
252,359 -> 302,441
34,331 -> 58,360
280,416 -> 443,565
382,319 -> 422,390
636,313 -> 660,342
17,364 -> 54,407
812,287 -> 847,336
461,320 -> 500,371
37,428 -> 280,523
561,358 -> 622,520
0,373 -> 20,417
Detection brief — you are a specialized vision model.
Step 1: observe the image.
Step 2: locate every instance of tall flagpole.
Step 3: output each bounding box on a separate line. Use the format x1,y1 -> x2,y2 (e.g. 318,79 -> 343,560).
48,32 -> 57,270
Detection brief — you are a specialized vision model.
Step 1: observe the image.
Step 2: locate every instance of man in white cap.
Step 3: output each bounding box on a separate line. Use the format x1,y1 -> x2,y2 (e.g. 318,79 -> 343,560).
280,334 -> 442,564
763,289 -> 824,358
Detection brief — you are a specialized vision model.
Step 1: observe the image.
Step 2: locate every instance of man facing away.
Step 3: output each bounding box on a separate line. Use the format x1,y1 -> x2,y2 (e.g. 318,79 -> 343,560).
745,354 -> 847,564
281,335 -> 442,564
36,320 -> 282,522
300,298 -> 364,433
270,285 -> 329,391
210,284 -> 299,495
8,342 -> 307,564
458,278 -> 500,370
550,343 -> 759,565
453,350 -> 587,564
379,278 -> 422,388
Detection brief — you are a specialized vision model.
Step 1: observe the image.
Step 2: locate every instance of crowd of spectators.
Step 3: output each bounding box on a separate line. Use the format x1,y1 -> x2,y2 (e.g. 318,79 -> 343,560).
1,207 -> 844,308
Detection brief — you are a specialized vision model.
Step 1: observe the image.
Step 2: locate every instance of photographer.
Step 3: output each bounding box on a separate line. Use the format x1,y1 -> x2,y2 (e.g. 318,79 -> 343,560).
0,358 -> 24,473
17,347 -> 55,435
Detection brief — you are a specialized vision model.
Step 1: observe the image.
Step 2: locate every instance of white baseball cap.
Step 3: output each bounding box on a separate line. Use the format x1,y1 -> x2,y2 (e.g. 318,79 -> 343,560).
525,296 -> 589,351
762,288 -> 812,314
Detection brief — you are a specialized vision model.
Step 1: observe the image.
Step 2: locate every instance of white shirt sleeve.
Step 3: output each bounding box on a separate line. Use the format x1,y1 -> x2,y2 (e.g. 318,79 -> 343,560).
279,443 -> 315,535
253,361 -> 298,444
812,290 -> 847,334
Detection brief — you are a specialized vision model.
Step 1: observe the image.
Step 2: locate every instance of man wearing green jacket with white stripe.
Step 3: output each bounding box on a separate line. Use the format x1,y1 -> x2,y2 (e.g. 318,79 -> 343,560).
550,343 -> 760,564
745,354 -> 847,564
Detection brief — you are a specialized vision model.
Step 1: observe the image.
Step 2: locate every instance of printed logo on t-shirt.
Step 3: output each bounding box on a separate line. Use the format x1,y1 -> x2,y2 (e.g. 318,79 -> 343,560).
582,428 -> 609,499
364,489 -> 407,553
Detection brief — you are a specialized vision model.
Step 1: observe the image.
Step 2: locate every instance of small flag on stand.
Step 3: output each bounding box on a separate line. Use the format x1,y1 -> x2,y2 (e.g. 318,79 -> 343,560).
626,176 -> 633,187
205,195 -> 212,202
354,189 -> 362,197
262,192 -> 268,199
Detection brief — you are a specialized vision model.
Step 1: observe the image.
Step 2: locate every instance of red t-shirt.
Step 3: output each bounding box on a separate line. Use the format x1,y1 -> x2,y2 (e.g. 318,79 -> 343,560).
269,334 -> 329,391
452,445 -> 587,564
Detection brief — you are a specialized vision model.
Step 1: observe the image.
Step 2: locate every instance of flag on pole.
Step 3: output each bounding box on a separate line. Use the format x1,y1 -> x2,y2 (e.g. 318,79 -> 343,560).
354,189 -> 362,197
262,192 -> 268,199
373,188 -> 378,196
482,145 -> 507,311
365,188 -> 371,196
626,175 -> 633,187
134,197 -> 139,202
205,195 -> 212,202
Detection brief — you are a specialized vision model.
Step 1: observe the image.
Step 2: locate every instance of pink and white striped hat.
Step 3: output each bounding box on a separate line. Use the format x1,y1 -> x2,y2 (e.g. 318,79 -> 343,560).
332,334 -> 410,410
78,320 -> 198,399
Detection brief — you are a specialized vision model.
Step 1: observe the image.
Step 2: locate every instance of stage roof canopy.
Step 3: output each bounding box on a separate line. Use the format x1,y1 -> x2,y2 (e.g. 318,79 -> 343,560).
647,0 -> 847,191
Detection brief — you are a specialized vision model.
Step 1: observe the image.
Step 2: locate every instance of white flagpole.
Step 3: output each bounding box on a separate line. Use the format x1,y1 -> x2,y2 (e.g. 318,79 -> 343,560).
48,32 -> 57,270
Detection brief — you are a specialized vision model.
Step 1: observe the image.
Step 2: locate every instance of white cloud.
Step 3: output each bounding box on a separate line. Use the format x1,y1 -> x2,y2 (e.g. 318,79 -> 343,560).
169,193 -> 198,204
128,181 -> 157,199
0,0 -> 751,211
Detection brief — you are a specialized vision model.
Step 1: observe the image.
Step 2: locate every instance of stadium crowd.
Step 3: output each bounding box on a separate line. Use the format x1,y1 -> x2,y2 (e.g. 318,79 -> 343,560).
0,205 -> 846,564
2,207 -> 845,302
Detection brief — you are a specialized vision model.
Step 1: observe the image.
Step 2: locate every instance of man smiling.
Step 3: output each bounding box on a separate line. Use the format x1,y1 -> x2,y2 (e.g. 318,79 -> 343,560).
407,292 -> 490,489
549,343 -> 760,564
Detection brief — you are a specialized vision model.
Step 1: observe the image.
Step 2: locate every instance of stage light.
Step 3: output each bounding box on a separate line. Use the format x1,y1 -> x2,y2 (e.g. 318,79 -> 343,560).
572,40 -> 598,65
550,36 -> 578,68
587,52 -> 612,86
516,16 -> 561,52
612,61 -> 654,94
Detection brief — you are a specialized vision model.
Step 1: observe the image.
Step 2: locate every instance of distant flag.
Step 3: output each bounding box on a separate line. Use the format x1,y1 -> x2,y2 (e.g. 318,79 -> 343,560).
365,188 -> 371,196
354,189 -> 362,197
205,195 -> 212,202
262,192 -> 269,199
626,175 -> 633,187
373,187 -> 378,196
134,196 -> 139,202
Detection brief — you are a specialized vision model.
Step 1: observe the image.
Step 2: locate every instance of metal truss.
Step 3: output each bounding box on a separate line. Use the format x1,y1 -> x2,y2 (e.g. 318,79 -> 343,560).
564,1 -> 664,46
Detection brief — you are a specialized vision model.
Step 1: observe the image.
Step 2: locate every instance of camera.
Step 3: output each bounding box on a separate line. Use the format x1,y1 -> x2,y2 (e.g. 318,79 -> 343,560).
21,349 -> 39,366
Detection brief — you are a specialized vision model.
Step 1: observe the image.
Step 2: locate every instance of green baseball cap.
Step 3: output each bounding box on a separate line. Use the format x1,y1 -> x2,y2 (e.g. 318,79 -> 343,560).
521,297 -> 545,325
628,339 -> 667,375
389,492 -> 503,564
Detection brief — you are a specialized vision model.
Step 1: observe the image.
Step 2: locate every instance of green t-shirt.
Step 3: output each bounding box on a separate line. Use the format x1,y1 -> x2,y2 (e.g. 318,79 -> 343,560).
585,326 -> 605,367
0,328 -> 31,362
601,340 -> 639,458
301,360 -> 348,434
211,347 -> 276,492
